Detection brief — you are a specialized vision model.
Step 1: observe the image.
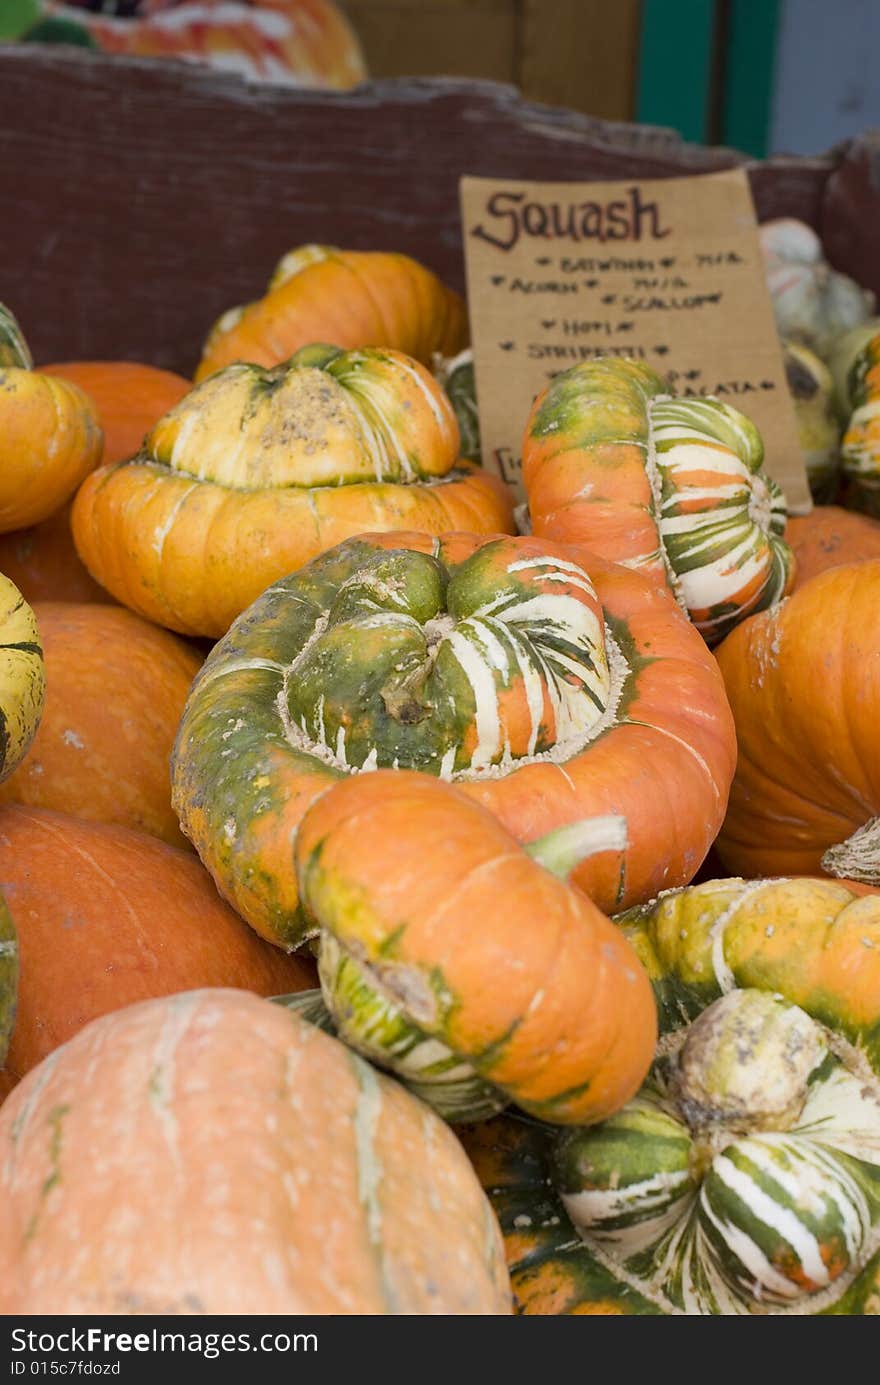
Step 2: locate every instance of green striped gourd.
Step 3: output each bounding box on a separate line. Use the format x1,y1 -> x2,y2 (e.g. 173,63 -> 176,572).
522,359 -> 793,645
433,348 -> 481,463
0,304 -> 32,370
838,331 -> 880,516
0,573 -> 45,783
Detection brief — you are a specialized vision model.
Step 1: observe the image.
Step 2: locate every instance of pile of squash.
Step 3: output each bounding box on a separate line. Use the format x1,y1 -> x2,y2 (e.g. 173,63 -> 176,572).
1,226 -> 879,1318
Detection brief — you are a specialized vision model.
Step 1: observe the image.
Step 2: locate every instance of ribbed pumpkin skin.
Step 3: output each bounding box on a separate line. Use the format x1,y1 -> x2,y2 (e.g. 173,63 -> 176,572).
0,989 -> 512,1315
788,506 -> 880,589
0,604 -> 202,848
463,876 -> 880,1316
0,368 -> 102,531
41,360 -> 190,465
196,245 -> 467,380
172,530 -> 736,947
0,807 -> 315,1095
294,770 -> 657,1125
73,347 -> 512,637
0,574 -> 45,785
522,358 -> 793,644
715,562 -> 880,879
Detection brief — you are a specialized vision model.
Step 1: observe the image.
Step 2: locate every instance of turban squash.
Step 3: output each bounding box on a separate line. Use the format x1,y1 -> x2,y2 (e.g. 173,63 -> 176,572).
280,769 -> 656,1126
0,805 -> 315,1096
196,243 -> 467,380
0,603 -> 202,848
465,875 -> 880,1316
171,530 -> 736,948
0,305 -> 102,532
715,561 -> 880,883
837,330 -> 880,516
522,359 -> 793,645
24,1 -> 367,90
0,573 -> 45,785
73,344 -> 513,637
0,989 -> 511,1315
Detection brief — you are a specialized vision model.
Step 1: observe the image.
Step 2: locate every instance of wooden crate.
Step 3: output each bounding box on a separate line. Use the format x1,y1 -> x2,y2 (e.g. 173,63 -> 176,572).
0,47 -> 876,375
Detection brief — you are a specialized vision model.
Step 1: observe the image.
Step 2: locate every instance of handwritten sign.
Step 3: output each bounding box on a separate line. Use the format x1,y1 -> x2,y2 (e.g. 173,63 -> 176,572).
460,168 -> 811,512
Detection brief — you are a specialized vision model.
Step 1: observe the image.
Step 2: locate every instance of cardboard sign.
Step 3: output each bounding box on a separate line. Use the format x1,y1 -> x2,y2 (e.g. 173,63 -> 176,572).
460,168 -> 811,512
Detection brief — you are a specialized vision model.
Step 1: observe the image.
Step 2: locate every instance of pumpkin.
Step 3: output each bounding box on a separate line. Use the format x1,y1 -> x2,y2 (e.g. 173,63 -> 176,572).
195,244 -> 467,380
0,805 -> 315,1095
0,893 -> 16,1069
434,347 -> 481,463
760,218 -> 875,359
715,561 -> 880,883
0,503 -> 111,605
787,505 -> 880,588
521,358 -> 794,645
40,360 -> 190,466
171,530 -> 736,948
837,331 -> 880,516
0,988 -> 511,1314
783,341 -> 842,502
465,875 -> 880,1315
0,573 -> 45,785
278,769 -> 656,1125
24,0 -> 367,88
0,603 -> 202,847
72,345 -> 514,638
0,308 -> 102,532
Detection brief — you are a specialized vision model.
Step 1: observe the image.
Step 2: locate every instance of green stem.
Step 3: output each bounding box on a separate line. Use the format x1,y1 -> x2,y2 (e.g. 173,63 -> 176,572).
525,815 -> 627,881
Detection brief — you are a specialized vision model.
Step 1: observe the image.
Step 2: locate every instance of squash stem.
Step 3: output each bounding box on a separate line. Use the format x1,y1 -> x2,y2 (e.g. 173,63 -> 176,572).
525,815 -> 627,880
822,815 -> 880,884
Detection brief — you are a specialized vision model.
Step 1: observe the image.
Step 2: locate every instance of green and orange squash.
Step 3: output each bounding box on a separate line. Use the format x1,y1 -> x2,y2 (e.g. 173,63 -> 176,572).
0,603 -> 202,847
837,330 -> 880,515
73,344 -> 513,637
171,530 -> 736,948
280,769 -> 656,1125
466,875 -> 880,1315
0,306 -> 102,532
0,988 -> 511,1314
196,243 -> 466,380
522,358 -> 793,645
715,561 -> 880,882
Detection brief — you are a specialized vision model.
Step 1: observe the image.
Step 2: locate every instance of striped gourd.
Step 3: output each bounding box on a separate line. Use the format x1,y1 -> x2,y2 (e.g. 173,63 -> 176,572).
171,531 -> 736,946
72,345 -> 513,638
0,573 -> 45,784
549,989 -> 880,1314
522,358 -> 794,645
0,304 -> 32,370
434,348 -> 481,463
783,342 -> 842,503
840,332 -> 880,515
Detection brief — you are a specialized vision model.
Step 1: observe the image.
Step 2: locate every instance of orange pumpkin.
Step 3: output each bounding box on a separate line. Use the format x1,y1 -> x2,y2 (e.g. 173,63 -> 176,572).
0,366 -> 102,532
73,346 -> 514,637
0,603 -> 202,847
172,531 -> 736,947
0,989 -> 512,1314
787,504 -> 880,588
196,244 -> 468,380
0,806 -> 315,1096
40,360 -> 191,465
0,503 -> 111,605
716,561 -> 880,882
292,769 -> 657,1125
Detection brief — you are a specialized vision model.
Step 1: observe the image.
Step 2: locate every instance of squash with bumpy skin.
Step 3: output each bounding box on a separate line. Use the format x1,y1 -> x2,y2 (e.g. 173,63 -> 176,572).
0,989 -> 512,1315
197,243 -> 467,380
73,345 -> 513,637
760,219 -> 875,359
465,875 -> 880,1316
522,358 -> 793,645
171,530 -> 736,948
0,310 -> 102,533
0,574 -> 45,784
280,769 -> 656,1125
715,561 -> 880,884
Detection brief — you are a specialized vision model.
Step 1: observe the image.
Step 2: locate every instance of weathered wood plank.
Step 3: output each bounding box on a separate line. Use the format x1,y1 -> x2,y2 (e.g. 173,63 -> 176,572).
0,48 -> 838,373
